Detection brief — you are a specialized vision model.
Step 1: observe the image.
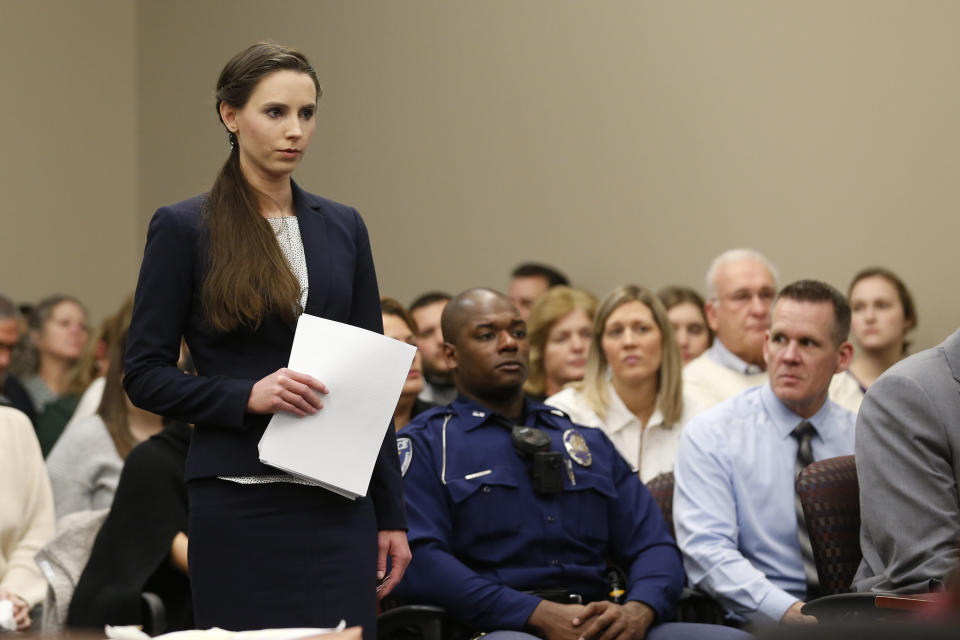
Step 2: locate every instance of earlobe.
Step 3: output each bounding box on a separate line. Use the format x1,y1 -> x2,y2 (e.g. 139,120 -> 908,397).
705,300 -> 720,333
219,102 -> 239,133
835,341 -> 855,372
442,343 -> 457,372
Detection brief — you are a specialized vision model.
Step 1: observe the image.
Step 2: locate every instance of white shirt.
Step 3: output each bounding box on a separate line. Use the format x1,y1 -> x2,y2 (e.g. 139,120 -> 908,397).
545,385 -> 696,482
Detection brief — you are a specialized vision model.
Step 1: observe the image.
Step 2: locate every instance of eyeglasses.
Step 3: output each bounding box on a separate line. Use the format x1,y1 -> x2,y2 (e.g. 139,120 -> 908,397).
718,288 -> 776,306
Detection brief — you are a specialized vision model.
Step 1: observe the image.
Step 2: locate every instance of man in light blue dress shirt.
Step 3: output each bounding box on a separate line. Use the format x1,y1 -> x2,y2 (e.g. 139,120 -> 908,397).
674,280 -> 856,626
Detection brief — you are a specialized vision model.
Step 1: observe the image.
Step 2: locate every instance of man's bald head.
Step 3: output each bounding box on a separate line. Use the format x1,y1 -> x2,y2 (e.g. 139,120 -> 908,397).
441,288 -> 516,345
440,288 -> 529,407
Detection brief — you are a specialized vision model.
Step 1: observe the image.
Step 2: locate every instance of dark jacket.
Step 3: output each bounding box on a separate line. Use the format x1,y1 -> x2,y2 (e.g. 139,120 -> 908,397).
123,182 -> 405,530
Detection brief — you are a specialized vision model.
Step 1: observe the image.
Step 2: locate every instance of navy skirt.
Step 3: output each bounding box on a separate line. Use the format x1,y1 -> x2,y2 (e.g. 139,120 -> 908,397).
188,478 -> 378,638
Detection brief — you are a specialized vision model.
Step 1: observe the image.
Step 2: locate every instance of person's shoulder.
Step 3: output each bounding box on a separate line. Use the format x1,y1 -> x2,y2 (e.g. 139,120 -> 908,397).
878,340 -> 951,387
0,405 -> 33,434
149,194 -> 207,234
685,386 -> 760,438
48,415 -> 111,458
125,424 -> 188,474
682,352 -> 719,378
295,186 -> 362,222
401,405 -> 453,439
544,387 -> 596,423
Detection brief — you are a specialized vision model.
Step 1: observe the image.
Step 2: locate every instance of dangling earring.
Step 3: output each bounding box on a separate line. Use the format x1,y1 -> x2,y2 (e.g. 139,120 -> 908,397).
229,132 -> 237,149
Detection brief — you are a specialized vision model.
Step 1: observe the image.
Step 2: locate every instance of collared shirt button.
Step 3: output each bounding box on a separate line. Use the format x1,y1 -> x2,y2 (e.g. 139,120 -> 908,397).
482,486 -> 492,494
546,515 -> 555,523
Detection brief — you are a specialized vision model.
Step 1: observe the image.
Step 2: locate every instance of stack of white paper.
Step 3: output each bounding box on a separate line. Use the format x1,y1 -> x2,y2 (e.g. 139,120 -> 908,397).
258,314 -> 416,499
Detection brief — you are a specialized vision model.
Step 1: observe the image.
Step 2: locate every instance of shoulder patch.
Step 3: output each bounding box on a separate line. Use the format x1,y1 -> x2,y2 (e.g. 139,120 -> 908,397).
397,436 -> 413,476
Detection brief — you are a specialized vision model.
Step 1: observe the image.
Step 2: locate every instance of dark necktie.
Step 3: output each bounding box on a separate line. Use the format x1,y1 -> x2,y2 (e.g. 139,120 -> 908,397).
791,420 -> 821,600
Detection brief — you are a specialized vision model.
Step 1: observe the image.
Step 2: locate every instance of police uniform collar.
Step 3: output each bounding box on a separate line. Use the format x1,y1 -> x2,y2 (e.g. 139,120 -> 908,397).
451,394 -> 563,431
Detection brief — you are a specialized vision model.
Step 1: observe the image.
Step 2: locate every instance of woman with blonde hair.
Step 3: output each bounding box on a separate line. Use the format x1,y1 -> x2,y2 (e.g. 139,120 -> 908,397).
524,286 -> 597,401
546,285 -> 694,481
20,295 -> 90,455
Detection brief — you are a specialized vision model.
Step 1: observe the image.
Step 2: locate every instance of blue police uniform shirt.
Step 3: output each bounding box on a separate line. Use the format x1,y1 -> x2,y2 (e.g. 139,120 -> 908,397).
396,395 -> 684,631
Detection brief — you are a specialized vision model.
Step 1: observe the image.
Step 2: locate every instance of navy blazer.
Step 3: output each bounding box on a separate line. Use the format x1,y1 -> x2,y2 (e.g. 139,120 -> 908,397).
124,182 -> 406,530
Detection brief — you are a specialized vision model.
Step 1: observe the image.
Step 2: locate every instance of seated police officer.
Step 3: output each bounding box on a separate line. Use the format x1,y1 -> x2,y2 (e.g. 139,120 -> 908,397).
395,288 -> 748,640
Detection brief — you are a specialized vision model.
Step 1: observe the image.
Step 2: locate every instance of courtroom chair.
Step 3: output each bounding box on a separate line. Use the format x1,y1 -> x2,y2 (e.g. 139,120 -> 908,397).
796,455 -> 861,596
798,455 -> 890,620
645,471 -> 728,625
645,471 -> 675,540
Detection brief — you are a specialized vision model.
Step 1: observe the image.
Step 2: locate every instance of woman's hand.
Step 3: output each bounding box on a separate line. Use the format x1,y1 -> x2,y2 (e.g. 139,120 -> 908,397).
0,588 -> 31,630
375,530 -> 411,599
247,368 -> 329,416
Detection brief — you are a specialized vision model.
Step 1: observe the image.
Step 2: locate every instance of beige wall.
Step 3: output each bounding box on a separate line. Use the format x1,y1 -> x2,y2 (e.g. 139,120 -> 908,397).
1,0 -> 139,325
5,1 -> 960,350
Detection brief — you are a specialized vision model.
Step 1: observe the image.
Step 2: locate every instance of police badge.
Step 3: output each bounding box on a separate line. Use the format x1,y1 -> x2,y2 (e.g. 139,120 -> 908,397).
562,429 -> 592,467
397,436 -> 413,476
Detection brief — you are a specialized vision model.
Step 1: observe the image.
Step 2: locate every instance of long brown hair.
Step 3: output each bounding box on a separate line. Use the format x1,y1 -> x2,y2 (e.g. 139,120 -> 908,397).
97,326 -> 136,458
202,42 -> 322,332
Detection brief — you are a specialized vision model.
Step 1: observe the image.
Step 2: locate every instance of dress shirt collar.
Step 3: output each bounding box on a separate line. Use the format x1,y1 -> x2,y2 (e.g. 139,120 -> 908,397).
451,394 -> 562,432
708,339 -> 765,375
759,383 -> 835,440
603,384 -> 664,434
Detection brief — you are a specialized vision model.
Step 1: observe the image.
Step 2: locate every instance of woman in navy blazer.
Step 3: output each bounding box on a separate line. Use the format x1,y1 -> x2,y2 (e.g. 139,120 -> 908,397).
124,43 -> 409,637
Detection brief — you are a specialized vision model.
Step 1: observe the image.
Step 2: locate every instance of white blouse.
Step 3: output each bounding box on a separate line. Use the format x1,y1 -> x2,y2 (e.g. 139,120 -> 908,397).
546,385 -> 696,482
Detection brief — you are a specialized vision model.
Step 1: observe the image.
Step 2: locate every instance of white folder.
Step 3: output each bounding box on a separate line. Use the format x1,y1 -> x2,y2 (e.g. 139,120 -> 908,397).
258,314 -> 416,499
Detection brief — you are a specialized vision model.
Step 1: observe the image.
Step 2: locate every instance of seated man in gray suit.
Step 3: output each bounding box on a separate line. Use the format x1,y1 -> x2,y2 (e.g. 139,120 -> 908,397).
853,327 -> 960,593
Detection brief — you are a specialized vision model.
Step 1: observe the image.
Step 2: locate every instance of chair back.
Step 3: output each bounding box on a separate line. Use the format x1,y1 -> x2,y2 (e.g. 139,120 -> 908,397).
645,471 -> 676,540
797,455 -> 861,596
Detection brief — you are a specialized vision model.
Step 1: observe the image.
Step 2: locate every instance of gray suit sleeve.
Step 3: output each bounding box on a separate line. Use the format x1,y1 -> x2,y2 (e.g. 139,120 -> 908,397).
854,367 -> 960,592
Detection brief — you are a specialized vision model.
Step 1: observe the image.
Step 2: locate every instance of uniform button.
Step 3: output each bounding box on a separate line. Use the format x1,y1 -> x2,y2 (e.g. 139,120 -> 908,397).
550,560 -> 560,566
546,516 -> 555,523
482,486 -> 492,494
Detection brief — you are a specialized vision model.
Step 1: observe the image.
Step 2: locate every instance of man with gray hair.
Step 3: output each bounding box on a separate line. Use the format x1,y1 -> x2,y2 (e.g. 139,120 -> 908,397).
683,249 -> 779,411
683,250 -> 862,414
0,293 -> 34,422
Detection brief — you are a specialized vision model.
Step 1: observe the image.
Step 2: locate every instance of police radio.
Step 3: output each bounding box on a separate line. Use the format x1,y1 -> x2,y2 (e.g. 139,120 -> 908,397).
510,425 -> 564,495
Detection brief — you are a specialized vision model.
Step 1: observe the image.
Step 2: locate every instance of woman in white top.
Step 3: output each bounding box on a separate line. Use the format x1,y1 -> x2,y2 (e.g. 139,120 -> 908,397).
547,285 -> 692,482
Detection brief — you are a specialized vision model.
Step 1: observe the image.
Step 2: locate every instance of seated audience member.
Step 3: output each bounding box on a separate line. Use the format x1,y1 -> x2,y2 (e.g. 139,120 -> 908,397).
396,288 -> 747,640
523,286 -> 596,402
20,295 -> 90,455
0,294 -> 35,421
675,280 -> 856,625
381,297 -> 434,430
684,250 -> 861,415
410,291 -> 457,405
658,286 -> 713,365
61,295 -> 135,430
845,267 -> 916,391
852,327 -> 960,594
682,249 -> 777,411
0,406 -> 55,630
68,420 -> 193,631
547,286 -> 694,482
508,262 -> 570,321
47,327 -> 165,519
